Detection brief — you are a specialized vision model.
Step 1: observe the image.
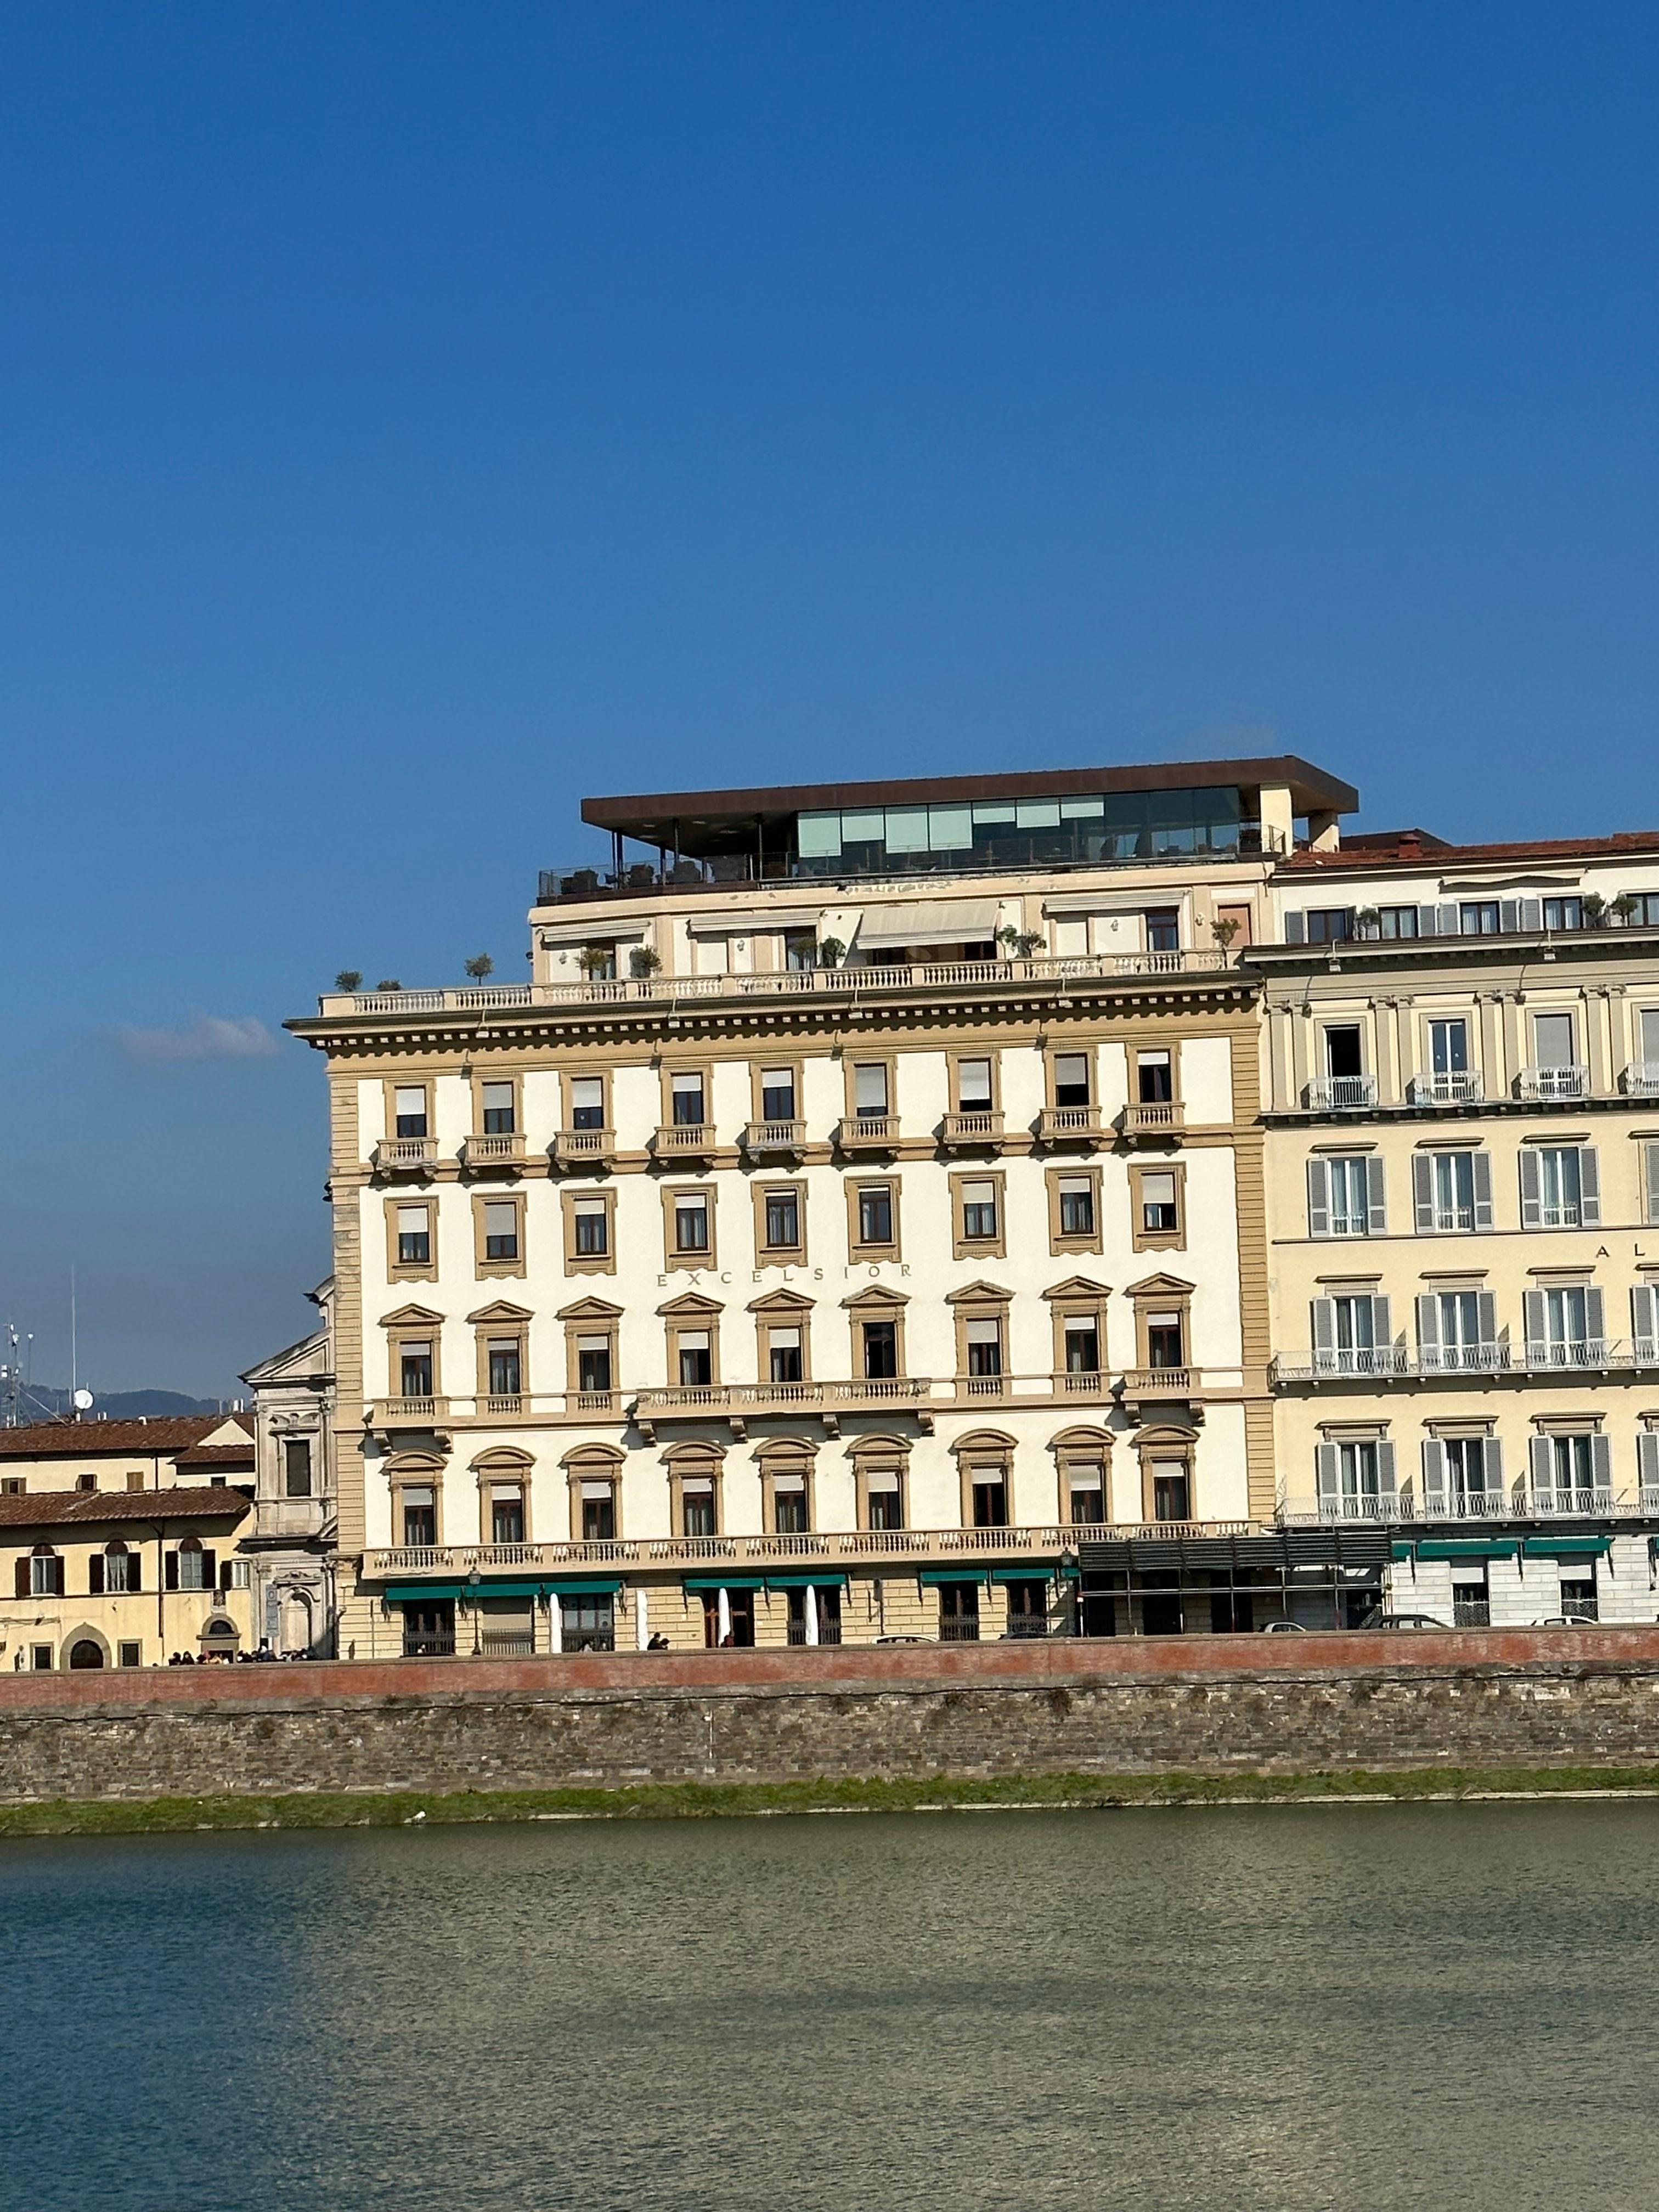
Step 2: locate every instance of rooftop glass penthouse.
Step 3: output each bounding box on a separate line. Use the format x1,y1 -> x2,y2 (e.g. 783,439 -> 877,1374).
538,756 -> 1357,905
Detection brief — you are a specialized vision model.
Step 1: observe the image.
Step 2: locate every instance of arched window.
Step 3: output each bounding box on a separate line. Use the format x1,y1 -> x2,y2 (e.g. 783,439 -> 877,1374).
88,1542 -> 139,1596
166,1536 -> 215,1593
18,1544 -> 63,1599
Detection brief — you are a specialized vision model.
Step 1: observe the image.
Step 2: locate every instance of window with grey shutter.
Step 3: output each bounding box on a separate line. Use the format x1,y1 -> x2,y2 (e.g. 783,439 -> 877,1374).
1472,1150 -> 1494,1231
1415,1293 -> 1439,1367
1519,1148 -> 1543,1228
1578,1147 -> 1601,1226
1633,1284 -> 1658,1359
1421,1438 -> 1447,1508
1315,1442 -> 1340,1508
1413,1154 -> 1435,1232
1646,1143 -> 1659,1226
1529,1434 -> 1553,1491
1415,904 -> 1439,938
1485,1436 -> 1505,1498
1639,1430 -> 1659,1498
1375,1439 -> 1397,1500
1584,1285 -> 1606,1352
1434,903 -> 1460,935
1365,1156 -> 1387,1234
1306,1156 -> 1331,1238
1476,1290 -> 1497,1350
1533,1012 -> 1576,1069
1372,1294 -> 1393,1356
1524,1289 -> 1548,1364
1592,1433 -> 1613,1493
1284,912 -> 1306,944
1312,1298 -> 1336,1367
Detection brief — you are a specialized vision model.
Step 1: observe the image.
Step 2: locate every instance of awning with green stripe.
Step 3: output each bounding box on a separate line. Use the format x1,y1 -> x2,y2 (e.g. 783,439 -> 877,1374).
468,1580 -> 549,1599
989,1565 -> 1059,1584
546,1578 -> 623,1595
918,1567 -> 989,1587
1403,1539 -> 1520,1561
763,1573 -> 848,1590
1522,1536 -> 1613,1559
383,1583 -> 465,1604
682,1575 -> 765,1592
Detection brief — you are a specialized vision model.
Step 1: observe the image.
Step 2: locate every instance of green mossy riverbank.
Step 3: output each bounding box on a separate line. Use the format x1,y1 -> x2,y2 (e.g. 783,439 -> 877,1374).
5,1765 -> 1659,1837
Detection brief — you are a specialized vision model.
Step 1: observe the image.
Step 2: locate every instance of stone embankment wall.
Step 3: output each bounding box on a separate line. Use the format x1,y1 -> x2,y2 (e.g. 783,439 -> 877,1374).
5,1631 -> 1659,1804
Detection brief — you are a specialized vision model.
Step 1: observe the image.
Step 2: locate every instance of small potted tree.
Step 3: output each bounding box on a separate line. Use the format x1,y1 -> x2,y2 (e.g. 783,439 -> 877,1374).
1610,891 -> 1640,927
577,944 -> 616,980
1582,892 -> 1607,929
335,969 -> 363,993
464,953 -> 494,981
1352,907 -> 1380,942
629,945 -> 662,979
376,979 -> 402,992
1210,916 -> 1242,956
817,935 -> 845,969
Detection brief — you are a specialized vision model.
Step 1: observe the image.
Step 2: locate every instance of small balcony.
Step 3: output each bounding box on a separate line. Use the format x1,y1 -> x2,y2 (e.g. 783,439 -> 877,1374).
551,1126 -> 615,1167
957,1372 -> 1008,1400
1118,1101 -> 1183,1141
373,1136 -> 438,1175
1120,1366 -> 1196,1398
1036,1104 -> 1104,1146
833,1114 -> 900,1152
741,1119 -> 807,1158
483,1393 -> 523,1417
1527,1485 -> 1615,1517
1304,1075 -> 1378,1111
375,1396 -> 448,1426
653,1122 -> 718,1160
1623,1062 -> 1659,1098
1418,1342 -> 1512,1375
1308,1345 -> 1412,1380
939,1110 -> 1004,1149
1525,1340 -> 1610,1373
571,1387 -> 619,1416
1517,1065 -> 1590,1103
460,1132 -> 525,1172
1410,1072 -> 1484,1108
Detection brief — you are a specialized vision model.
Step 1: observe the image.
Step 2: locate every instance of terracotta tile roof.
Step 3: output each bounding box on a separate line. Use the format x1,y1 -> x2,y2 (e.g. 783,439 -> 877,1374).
0,1416 -> 249,1462
172,1443 -> 256,1470
0,1486 -> 251,1532
1285,830 -> 1659,873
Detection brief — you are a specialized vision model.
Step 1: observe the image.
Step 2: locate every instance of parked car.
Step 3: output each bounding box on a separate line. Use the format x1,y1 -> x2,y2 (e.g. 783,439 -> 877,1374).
875,1634 -> 925,1646
1532,1613 -> 1599,1627
1259,1618 -> 1308,1634
1359,1610 -> 1447,1630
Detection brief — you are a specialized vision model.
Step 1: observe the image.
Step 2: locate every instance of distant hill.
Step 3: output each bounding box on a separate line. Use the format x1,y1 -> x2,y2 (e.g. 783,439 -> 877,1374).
14,1387 -> 239,1421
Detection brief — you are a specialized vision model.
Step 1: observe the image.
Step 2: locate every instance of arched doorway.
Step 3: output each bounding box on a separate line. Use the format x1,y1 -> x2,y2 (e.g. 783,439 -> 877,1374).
68,1639 -> 105,1669
280,1589 -> 313,1656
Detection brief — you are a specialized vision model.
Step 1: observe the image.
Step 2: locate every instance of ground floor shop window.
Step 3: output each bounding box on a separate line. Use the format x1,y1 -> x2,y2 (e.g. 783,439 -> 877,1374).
1001,1579 -> 1048,1638
402,1600 -> 455,1658
786,1586 -> 842,1645
560,1593 -> 615,1652
1559,1567 -> 1599,1622
477,1597 -> 535,1656
1208,1573 -> 1254,1634
701,1590 -> 755,1647
1452,1571 -> 1489,1628
938,1583 -> 980,1642
1139,1572 -> 1184,1635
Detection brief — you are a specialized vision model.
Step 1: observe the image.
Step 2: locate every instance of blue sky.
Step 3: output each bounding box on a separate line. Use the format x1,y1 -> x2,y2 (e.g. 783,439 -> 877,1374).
3,1 -> 1658,1395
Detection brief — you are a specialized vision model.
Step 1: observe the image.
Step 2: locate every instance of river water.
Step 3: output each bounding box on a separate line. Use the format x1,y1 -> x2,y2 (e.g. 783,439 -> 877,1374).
3,1802 -> 1657,2211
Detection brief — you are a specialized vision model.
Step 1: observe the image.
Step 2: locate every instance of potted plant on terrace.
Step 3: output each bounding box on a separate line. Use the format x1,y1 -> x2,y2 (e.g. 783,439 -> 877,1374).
1352,907 -> 1380,942
1582,892 -> 1607,928
335,970 -> 363,993
577,944 -> 616,979
464,953 -> 494,981
630,945 -> 662,978
1610,892 -> 1640,926
817,936 -> 845,969
1210,916 -> 1242,955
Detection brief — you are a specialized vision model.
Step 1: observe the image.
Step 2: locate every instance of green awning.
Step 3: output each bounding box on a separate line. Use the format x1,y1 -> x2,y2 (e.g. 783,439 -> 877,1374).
764,1573 -> 848,1590
546,1577 -> 623,1596
918,1567 -> 989,1587
1409,1539 -> 1520,1561
469,1580 -> 549,1599
682,1575 -> 765,1592
989,1565 -> 1059,1584
383,1583 -> 465,1604
1522,1536 -> 1613,1559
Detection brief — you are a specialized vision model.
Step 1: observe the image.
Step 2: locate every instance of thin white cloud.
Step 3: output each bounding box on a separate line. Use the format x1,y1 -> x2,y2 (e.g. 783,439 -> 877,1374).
117,1015 -> 280,1063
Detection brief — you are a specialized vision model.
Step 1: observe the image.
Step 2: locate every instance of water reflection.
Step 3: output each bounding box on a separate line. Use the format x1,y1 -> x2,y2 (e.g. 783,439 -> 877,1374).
3,1803 -> 1658,2211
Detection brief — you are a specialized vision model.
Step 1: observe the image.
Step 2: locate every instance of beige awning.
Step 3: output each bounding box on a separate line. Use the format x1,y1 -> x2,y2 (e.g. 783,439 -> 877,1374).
858,899 -> 1000,950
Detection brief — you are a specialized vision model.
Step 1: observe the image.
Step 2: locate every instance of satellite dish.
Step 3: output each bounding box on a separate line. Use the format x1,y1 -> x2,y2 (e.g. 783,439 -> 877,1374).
72,1389 -> 94,1411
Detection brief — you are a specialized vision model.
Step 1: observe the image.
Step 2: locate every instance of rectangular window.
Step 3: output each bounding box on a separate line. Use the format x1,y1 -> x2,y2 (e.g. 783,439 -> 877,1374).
1146,1311 -> 1185,1368
580,1483 -> 616,1541
969,1466 -> 1008,1528
1067,1464 -> 1106,1523
854,1063 -> 889,1117
1378,906 -> 1419,939
399,1342 -> 433,1398
1137,1050 -> 1173,1104
961,1180 -> 998,1240
105,1547 -> 138,1593
768,1327 -> 803,1384
569,1076 -> 605,1131
1139,1170 -> 1178,1234
400,1486 -> 436,1546
1543,896 -> 1583,932
118,1641 -> 141,1668
1144,908 -> 1180,953
1152,1464 -> 1191,1521
1053,1052 -> 1091,1107
1324,1026 -> 1363,1079
1533,1013 -> 1576,1069
1432,1151 -> 1476,1231
1058,1175 -> 1095,1237
680,1478 -> 715,1538
483,1199 -> 519,1262
283,1438 -> 313,1499
956,1058 -> 993,1109
490,1484 -> 525,1545
671,1071 -> 706,1125
1063,1317 -> 1099,1373
1330,1296 -> 1377,1369
573,1196 -> 608,1256
866,1468 -> 902,1528
784,929 -> 817,971
487,1340 -> 521,1397
1539,1147 -> 1584,1227
760,1069 -> 797,1122
393,1085 -> 428,1139
674,1193 -> 710,1252
1459,901 -> 1501,935
1640,1008 -> 1659,1065
1305,910 -> 1353,944
964,1316 -> 1003,1377
677,1331 -> 712,1387
862,1321 -> 898,1379
1429,1019 -> 1469,1075
1328,1156 -> 1374,1237
763,1188 -> 800,1249
176,1547 -> 208,1592
856,1184 -> 894,1245
480,1080 -> 516,1135
576,1335 -> 612,1393
772,1476 -> 808,1534
396,1204 -> 430,1265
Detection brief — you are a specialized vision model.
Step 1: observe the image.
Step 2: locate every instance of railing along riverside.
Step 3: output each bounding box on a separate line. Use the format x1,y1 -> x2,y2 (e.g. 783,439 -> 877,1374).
316,949 -> 1231,1019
